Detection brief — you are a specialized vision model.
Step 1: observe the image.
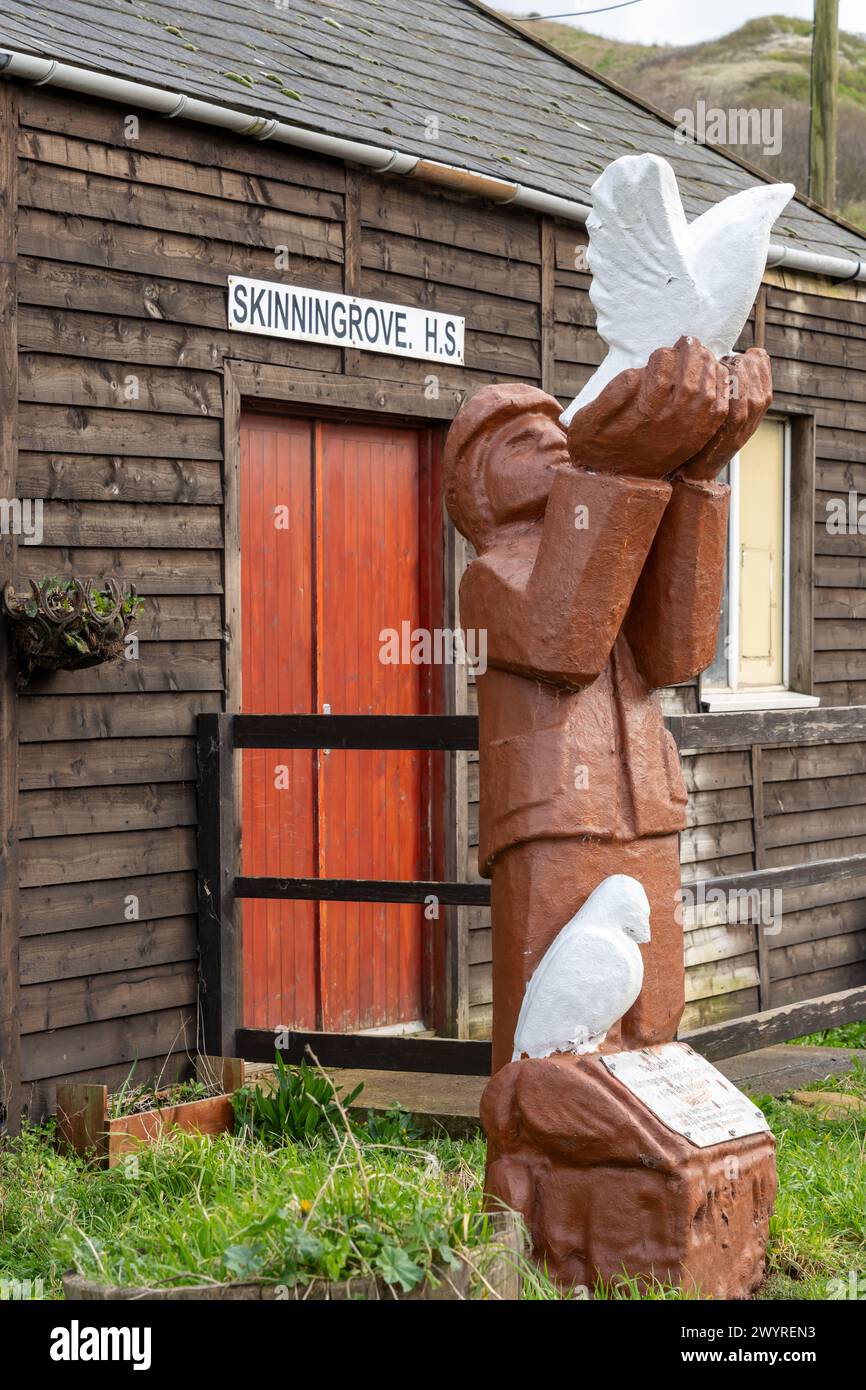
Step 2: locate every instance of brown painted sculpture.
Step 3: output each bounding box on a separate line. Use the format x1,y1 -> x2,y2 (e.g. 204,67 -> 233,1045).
481,1053 -> 776,1298
444,337 -> 777,1295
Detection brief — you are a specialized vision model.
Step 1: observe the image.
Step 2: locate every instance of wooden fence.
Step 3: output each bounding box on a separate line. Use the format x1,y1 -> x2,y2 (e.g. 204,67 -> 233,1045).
197,710 -> 866,1072
197,713 -> 485,1066
670,705 -> 866,1041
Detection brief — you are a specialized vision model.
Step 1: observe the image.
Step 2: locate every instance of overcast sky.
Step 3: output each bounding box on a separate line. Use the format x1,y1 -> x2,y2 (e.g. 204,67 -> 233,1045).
495,1 -> 865,46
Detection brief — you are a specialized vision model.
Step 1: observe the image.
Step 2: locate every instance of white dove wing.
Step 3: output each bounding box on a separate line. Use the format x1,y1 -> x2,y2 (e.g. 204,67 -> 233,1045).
586,153 -> 701,357
684,182 -> 796,357
561,153 -> 703,421
560,155 -> 795,426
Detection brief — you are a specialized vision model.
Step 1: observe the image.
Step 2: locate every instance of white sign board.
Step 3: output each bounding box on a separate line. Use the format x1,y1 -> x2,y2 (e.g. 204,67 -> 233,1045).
227,277 -> 465,365
601,1042 -> 771,1149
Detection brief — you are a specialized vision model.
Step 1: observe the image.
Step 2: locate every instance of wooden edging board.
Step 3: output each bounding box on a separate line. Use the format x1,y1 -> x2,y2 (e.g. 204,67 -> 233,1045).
55,1054 -> 244,1167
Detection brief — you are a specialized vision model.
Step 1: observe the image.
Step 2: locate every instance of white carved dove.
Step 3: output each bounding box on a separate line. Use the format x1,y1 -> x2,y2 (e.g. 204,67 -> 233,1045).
512,874 -> 651,1062
560,153 -> 795,425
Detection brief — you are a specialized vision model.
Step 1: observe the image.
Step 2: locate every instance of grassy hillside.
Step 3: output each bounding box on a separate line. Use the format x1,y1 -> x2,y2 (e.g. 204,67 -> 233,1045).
515,14 -> 866,227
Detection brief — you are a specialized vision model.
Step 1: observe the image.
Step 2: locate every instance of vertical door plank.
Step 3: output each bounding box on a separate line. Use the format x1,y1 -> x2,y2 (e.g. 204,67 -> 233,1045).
750,742 -> 771,1011
240,414 -> 317,1029
318,422 -> 426,1030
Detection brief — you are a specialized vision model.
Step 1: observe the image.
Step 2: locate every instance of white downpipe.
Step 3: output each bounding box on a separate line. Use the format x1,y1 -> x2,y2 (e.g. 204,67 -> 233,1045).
1,47 -> 864,284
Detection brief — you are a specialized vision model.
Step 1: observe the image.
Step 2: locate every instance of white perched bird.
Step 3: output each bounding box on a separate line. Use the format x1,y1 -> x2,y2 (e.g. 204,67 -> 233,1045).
560,153 -> 795,425
512,874 -> 651,1061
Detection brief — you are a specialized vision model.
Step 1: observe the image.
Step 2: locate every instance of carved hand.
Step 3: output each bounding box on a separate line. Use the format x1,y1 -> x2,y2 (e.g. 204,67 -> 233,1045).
566,336 -> 732,480
673,348 -> 773,482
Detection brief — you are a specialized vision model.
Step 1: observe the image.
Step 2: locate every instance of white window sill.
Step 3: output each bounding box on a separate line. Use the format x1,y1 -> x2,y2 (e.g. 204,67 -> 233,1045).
700,689 -> 821,713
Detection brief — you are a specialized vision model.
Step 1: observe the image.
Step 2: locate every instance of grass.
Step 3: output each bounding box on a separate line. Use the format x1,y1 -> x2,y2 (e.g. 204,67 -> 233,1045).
757,1061 -> 866,1300
0,1122 -> 516,1300
789,1020 -> 866,1050
1,1066 -> 863,1301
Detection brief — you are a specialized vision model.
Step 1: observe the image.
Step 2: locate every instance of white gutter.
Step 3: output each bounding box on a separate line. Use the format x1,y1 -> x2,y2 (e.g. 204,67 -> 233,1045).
765,241 -> 863,283
1,47 -> 864,284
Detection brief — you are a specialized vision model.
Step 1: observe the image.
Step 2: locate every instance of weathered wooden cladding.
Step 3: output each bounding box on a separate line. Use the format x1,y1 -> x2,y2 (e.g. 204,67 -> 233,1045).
16,548 -> 223,594
5,81 -> 866,1091
13,88 -> 251,1106
19,162 -> 344,264
0,81 -> 20,1130
21,870 -> 196,937
17,451 -> 224,506
674,714 -> 866,1027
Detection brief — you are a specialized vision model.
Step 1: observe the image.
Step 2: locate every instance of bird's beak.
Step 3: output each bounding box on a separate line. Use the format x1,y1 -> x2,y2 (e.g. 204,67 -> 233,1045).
632,915 -> 651,945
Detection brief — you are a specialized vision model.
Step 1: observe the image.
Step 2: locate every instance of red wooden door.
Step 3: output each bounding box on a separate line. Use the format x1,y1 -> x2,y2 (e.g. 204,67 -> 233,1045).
240,413 -> 432,1032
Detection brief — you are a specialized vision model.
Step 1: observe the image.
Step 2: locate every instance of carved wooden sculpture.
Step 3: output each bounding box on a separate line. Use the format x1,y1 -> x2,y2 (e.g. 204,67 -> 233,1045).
443,153 -> 791,1296
446,340 -> 771,1069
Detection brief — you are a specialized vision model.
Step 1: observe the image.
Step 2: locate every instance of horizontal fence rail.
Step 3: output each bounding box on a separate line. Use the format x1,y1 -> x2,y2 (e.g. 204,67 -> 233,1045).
233,712 -> 479,751
681,984 -> 866,1063
237,1028 -> 493,1076
236,876 -> 490,906
687,853 -> 866,899
666,704 -> 866,753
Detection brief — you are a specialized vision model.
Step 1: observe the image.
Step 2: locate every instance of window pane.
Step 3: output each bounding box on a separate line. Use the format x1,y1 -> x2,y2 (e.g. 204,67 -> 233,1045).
738,420 -> 785,687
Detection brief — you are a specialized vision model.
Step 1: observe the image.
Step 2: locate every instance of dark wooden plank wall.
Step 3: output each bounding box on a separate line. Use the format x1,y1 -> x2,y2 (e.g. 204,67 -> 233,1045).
0,82 -> 21,1129
678,741 -> 866,1029
10,85 -> 555,1108
12,89 -> 352,1114
7,85 -> 866,1079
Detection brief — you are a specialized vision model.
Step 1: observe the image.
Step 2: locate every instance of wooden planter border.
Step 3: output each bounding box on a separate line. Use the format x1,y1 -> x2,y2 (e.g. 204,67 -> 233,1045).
56,1054 -> 244,1167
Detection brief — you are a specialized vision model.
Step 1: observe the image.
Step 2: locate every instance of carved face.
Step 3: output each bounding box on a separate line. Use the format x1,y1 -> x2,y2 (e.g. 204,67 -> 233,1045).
443,384 -> 567,553
482,409 -> 569,530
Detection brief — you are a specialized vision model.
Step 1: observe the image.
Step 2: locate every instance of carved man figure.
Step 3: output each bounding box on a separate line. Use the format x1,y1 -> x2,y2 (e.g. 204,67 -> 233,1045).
445,338 -> 772,1072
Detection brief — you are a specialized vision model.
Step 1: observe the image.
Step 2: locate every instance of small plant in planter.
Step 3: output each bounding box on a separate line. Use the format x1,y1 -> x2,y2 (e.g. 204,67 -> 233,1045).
107,1076 -> 218,1120
233,1055 -> 422,1147
2,576 -> 143,683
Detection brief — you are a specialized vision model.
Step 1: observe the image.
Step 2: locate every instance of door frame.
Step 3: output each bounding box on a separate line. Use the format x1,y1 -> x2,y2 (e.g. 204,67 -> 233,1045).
222,360 -> 461,1034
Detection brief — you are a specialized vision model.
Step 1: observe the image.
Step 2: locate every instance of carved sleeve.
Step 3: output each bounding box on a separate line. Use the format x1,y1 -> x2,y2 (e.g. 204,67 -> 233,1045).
459,466 -> 671,688
624,475 -> 730,689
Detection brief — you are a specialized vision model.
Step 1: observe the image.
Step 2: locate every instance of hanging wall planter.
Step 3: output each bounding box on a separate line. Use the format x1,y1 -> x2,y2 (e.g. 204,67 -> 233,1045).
1,576 -> 143,683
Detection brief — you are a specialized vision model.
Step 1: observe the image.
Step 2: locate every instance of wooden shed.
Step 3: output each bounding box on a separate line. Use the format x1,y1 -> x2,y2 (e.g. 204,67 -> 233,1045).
1,0 -> 866,1123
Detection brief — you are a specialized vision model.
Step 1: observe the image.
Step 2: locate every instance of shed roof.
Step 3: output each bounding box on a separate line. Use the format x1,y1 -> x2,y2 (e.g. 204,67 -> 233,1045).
2,0 -> 864,263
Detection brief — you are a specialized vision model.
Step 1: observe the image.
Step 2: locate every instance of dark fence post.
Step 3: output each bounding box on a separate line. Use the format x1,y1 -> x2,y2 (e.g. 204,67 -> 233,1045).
197,712 -> 240,1057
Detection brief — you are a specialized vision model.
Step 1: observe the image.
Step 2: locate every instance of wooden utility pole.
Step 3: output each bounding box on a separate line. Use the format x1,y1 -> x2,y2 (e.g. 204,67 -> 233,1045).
809,0 -> 839,211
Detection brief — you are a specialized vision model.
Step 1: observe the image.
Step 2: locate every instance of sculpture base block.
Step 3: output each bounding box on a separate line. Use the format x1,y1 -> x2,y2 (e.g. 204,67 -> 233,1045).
482,1052 -> 776,1299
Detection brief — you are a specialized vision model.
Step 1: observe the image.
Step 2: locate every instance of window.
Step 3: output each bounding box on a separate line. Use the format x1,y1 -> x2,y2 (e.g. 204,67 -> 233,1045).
702,416 -> 819,712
